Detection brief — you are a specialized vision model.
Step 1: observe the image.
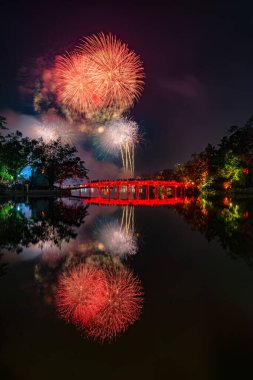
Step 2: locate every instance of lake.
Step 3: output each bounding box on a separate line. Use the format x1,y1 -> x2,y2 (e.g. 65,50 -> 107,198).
1,195 -> 253,379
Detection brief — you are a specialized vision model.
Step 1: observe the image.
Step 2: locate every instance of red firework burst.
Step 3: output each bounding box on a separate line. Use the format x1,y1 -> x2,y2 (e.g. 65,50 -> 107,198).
85,267 -> 143,342
80,33 -> 145,113
54,33 -> 144,117
54,53 -> 103,115
55,264 -> 107,325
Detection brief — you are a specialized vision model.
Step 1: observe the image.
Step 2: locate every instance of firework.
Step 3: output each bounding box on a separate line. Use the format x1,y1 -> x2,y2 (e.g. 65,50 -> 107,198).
54,53 -> 100,115
96,117 -> 140,173
56,264 -> 107,325
54,33 -> 144,118
80,33 -> 145,114
98,221 -> 137,258
33,118 -> 75,144
86,267 -> 143,342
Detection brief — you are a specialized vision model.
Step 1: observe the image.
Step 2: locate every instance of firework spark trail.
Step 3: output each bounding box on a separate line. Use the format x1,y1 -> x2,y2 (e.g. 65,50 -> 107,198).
80,33 -> 145,114
56,264 -> 107,325
54,33 -> 144,118
96,117 -> 140,174
55,53 -> 101,115
121,206 -> 134,233
85,267 -> 143,342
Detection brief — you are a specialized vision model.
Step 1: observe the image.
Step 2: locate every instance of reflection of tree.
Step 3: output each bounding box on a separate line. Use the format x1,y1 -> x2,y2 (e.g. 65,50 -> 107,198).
0,199 -> 88,253
175,198 -> 253,264
0,253 -> 8,277
29,198 -> 88,248
0,202 -> 32,253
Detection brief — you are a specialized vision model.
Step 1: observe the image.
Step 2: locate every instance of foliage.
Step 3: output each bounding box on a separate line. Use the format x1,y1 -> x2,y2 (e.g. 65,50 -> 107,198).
160,115 -> 253,190
30,138 -> 88,188
0,131 -> 37,182
0,199 -> 88,253
0,115 -> 7,132
0,115 -> 88,189
175,197 -> 253,265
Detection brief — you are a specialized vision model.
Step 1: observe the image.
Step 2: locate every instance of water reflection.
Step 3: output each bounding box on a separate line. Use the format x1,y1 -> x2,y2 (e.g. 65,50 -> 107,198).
56,258 -> 143,342
175,197 -> 253,264
0,198 -> 88,253
96,206 -> 138,257
2,194 -> 253,344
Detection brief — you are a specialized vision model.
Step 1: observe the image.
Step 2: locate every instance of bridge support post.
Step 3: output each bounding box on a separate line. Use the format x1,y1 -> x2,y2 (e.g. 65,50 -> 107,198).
135,185 -> 139,199
108,186 -> 111,199
117,186 -> 120,199
127,185 -> 129,200
164,186 -> 167,199
155,186 -> 159,199
146,185 -> 149,200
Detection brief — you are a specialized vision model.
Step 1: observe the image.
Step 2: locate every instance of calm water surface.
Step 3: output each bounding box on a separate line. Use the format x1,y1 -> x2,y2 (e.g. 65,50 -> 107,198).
1,196 -> 253,379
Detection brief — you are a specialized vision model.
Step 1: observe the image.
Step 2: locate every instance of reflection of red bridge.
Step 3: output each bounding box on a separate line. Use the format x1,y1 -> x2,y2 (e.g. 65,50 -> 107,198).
71,179 -> 195,206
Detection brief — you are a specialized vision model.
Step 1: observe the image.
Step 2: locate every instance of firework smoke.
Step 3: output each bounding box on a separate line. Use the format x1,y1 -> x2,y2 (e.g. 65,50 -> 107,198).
33,117 -> 75,144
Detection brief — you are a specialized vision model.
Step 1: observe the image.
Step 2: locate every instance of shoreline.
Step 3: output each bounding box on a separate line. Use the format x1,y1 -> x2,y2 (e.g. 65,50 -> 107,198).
0,189 -> 71,198
200,188 -> 253,198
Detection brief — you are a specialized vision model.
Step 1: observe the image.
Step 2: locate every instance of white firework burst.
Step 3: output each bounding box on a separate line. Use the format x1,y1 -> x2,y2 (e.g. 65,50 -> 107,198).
96,117 -> 140,173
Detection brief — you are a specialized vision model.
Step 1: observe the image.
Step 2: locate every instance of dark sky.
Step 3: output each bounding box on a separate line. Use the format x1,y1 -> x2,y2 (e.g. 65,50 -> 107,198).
1,0 -> 253,175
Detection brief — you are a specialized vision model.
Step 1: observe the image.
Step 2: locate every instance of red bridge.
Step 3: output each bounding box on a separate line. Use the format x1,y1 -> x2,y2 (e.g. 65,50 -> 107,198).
71,179 -> 195,206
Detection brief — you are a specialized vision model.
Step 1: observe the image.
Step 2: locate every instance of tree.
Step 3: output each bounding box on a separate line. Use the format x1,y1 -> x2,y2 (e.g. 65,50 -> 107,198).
31,139 -> 88,188
0,131 -> 37,183
0,115 -> 7,133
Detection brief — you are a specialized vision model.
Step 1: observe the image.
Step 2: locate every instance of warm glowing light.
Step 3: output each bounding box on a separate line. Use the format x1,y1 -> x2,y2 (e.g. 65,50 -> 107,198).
223,181 -> 232,189
243,211 -> 249,219
223,197 -> 230,206
97,126 -> 105,134
242,168 -> 249,175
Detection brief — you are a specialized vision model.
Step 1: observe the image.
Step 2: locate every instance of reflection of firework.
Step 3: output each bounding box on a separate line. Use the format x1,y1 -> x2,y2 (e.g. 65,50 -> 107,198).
33,118 -> 75,144
56,264 -> 107,325
86,267 -> 143,342
55,260 -> 143,342
96,117 -> 140,173
80,33 -> 145,114
98,220 -> 137,257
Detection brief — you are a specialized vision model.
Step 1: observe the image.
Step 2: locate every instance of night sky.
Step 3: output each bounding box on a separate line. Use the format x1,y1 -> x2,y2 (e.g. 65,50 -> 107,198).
1,0 -> 253,177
